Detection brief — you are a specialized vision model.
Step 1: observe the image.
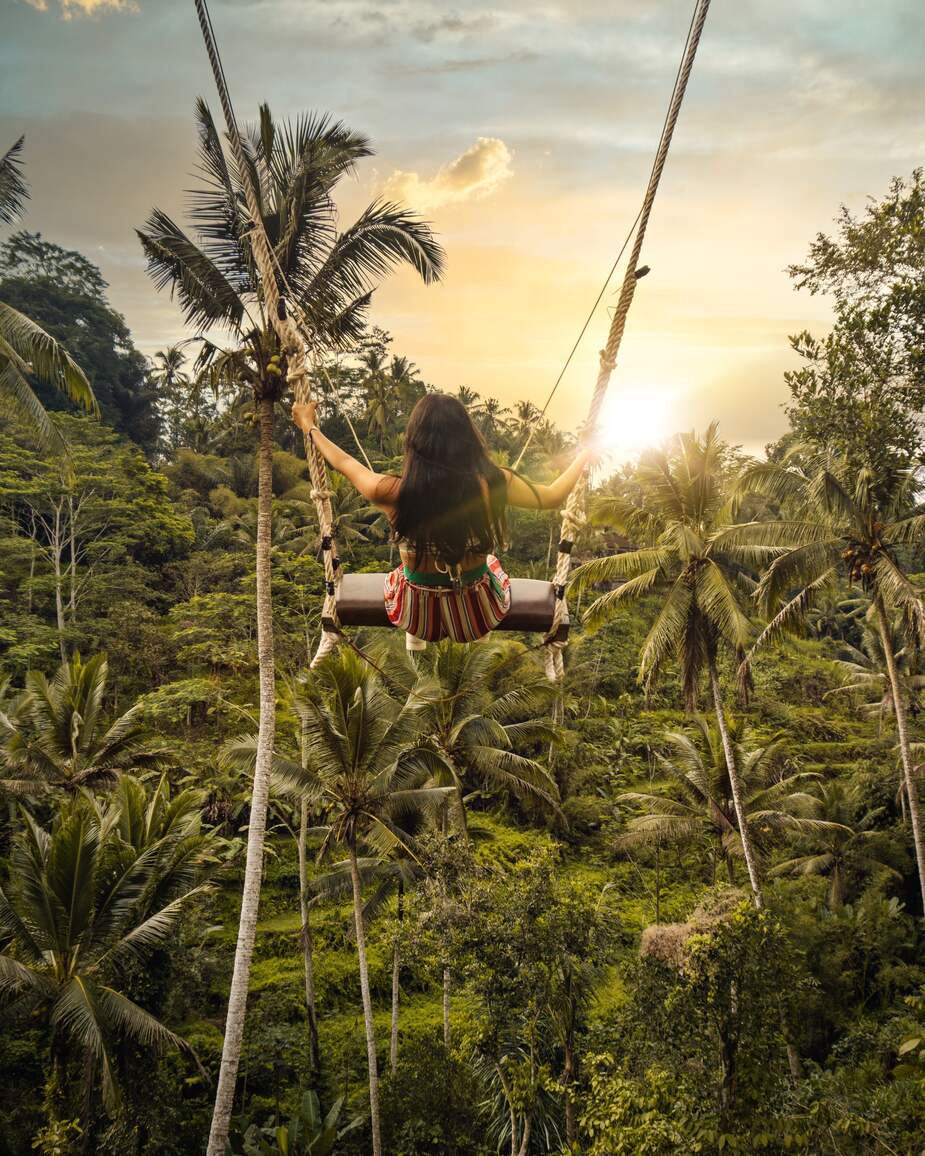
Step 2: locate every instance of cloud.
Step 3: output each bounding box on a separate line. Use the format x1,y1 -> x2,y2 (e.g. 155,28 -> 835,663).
23,0 -> 138,16
383,137 -> 513,211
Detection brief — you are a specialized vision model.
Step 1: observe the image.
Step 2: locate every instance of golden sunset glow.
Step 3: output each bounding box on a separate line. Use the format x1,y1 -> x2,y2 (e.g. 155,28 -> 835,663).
597,385 -> 676,463
5,0 -> 923,456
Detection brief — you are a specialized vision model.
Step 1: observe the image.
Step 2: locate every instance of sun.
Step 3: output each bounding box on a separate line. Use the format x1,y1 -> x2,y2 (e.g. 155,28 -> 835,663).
595,385 -> 674,463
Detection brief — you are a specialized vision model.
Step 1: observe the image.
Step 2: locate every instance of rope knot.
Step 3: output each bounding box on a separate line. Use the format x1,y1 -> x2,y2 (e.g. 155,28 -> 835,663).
310,488 -> 335,503
287,351 -> 310,384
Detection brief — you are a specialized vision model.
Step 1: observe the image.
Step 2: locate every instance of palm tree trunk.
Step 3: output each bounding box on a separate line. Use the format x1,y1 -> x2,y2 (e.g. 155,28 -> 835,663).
875,599 -> 925,913
207,395 -> 278,1156
711,661 -> 804,1079
349,839 -> 383,1156
390,878 -> 404,1074
708,660 -> 763,908
297,799 -> 321,1078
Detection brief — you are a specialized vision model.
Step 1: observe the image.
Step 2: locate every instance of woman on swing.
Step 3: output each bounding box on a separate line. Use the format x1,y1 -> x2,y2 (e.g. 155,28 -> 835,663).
292,393 -> 592,650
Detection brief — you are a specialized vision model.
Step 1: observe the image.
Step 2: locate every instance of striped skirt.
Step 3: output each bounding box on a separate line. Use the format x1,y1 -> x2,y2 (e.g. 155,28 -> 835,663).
384,556 -> 511,643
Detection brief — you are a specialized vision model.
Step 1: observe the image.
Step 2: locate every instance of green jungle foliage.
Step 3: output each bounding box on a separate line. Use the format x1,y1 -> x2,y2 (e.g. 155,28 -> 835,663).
2,137 -> 925,1156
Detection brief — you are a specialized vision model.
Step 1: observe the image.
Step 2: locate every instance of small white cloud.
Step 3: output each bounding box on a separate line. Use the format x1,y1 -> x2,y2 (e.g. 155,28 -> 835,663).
23,0 -> 138,16
383,137 -> 513,211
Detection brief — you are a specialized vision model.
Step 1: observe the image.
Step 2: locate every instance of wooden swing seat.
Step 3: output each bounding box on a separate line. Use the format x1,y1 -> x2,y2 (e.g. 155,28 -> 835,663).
333,573 -> 569,641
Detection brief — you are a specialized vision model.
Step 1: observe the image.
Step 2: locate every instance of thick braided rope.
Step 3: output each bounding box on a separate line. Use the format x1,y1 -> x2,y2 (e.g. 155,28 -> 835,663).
193,0 -> 342,663
544,0 -> 711,674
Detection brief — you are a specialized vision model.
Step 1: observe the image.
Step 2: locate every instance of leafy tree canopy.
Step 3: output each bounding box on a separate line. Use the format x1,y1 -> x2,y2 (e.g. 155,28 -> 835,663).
0,233 -> 159,452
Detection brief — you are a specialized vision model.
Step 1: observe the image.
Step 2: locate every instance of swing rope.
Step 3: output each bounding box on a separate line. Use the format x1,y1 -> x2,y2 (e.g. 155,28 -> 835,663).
543,0 -> 712,683
193,0 -> 711,678
193,0 -> 343,666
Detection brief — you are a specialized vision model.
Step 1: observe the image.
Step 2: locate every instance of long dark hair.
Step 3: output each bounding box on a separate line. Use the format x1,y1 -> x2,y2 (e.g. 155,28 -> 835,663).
393,393 -> 507,566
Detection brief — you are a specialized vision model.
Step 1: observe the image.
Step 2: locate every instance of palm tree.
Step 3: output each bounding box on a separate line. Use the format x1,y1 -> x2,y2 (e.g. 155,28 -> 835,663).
0,653 -> 161,795
388,354 -> 424,416
278,471 -> 375,558
152,344 -> 192,453
455,385 -> 480,410
474,396 -> 510,446
616,716 -> 829,885
362,348 -> 399,452
730,453 -> 925,911
137,100 -> 443,1154
510,400 -> 540,446
416,640 -> 560,839
571,425 -> 784,907
0,780 -> 215,1131
0,138 -> 96,446
771,781 -> 899,908
270,650 -> 451,1156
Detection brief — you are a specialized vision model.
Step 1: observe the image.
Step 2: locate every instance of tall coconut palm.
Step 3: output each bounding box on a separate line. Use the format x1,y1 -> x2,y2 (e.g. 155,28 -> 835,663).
269,650 -> 451,1156
0,781 -> 215,1131
770,781 -> 899,909
0,138 -> 96,446
616,716 -> 830,885
0,653 -> 161,796
137,100 -> 443,1155
571,425 -> 784,907
730,454 -> 925,911
416,640 -> 560,839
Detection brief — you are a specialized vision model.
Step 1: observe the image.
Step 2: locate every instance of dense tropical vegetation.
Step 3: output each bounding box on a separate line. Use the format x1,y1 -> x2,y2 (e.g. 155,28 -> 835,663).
1,119 -> 925,1155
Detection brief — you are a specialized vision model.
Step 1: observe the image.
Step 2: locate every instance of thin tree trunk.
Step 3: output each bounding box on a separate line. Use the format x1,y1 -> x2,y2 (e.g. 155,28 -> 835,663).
516,1116 -> 532,1156
443,965 -> 451,1049
563,1021 -> 578,1148
297,798 -> 321,1078
52,504 -> 66,662
710,666 -> 803,1078
207,396 -> 278,1156
654,837 -> 661,925
390,879 -> 404,1074
875,599 -> 925,913
349,840 -> 383,1156
719,1028 -> 737,1113
26,531 -> 35,615
709,660 -> 763,908
497,1067 -> 518,1156
68,494 -> 76,621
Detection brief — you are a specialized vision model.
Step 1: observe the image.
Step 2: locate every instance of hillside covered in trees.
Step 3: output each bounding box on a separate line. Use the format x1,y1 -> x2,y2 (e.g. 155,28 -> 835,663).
2,118 -> 925,1156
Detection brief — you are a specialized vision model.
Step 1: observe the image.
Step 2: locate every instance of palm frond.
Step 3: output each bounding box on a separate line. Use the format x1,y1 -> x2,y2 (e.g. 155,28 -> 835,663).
0,137 -> 28,223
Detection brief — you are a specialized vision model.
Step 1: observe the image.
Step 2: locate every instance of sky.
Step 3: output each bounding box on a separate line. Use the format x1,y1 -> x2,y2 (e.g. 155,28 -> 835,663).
2,0 -> 925,457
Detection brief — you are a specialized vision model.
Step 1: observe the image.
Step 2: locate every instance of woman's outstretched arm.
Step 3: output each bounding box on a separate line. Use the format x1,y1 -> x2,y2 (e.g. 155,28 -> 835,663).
504,449 -> 594,510
292,401 -> 397,506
